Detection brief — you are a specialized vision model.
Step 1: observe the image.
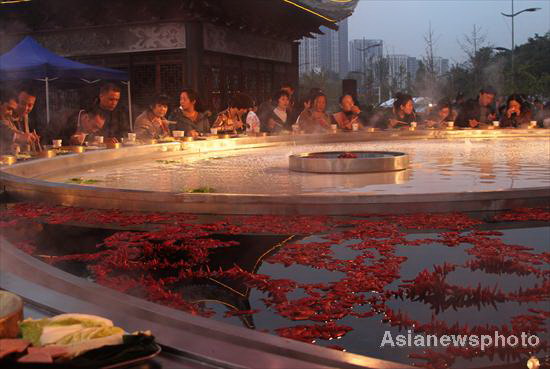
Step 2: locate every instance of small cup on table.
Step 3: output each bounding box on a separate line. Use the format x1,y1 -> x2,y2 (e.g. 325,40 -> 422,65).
52,139 -> 62,148
172,130 -> 185,138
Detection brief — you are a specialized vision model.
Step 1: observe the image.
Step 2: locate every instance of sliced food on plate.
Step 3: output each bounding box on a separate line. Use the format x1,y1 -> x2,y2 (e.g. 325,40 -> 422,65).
0,313 -> 158,366
0,338 -> 30,359
20,313 -> 125,358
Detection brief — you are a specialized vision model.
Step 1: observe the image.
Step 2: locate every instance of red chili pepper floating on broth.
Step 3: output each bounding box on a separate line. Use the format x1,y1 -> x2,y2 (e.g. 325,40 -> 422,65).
2,203 -> 549,368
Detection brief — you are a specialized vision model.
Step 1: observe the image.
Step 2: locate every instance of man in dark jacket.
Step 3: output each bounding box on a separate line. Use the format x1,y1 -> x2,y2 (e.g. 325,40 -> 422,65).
94,83 -> 129,140
11,86 -> 37,134
455,87 -> 497,128
0,90 -> 39,154
59,107 -> 106,145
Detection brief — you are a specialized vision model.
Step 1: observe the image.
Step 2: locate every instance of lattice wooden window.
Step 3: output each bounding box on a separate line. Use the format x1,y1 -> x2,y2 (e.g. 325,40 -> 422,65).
262,72 -> 272,102
203,66 -> 222,113
274,64 -> 286,74
210,67 -> 221,92
243,72 -> 257,99
226,69 -> 241,95
35,88 -> 80,131
273,73 -> 284,93
160,63 -> 183,102
132,64 -> 156,109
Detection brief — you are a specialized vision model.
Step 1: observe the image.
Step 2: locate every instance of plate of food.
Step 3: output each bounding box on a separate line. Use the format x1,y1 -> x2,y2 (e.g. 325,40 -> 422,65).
121,141 -> 140,146
15,153 -> 32,160
56,149 -> 73,155
0,313 -> 160,368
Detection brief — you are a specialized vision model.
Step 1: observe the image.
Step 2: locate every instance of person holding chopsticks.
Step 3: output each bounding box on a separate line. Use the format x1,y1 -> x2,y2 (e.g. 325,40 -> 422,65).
212,92 -> 253,134
423,99 -> 455,129
0,90 -> 40,155
11,86 -> 37,135
385,93 -> 417,129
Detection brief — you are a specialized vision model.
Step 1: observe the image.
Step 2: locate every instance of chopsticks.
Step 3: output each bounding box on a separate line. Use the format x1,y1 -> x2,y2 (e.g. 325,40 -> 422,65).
33,129 -> 42,152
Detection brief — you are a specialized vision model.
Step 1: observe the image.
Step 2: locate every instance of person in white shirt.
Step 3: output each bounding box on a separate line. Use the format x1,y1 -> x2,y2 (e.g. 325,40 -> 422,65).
246,102 -> 261,133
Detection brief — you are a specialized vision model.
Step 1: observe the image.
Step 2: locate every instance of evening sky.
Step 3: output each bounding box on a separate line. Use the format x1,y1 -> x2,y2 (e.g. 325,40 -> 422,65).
347,0 -> 550,63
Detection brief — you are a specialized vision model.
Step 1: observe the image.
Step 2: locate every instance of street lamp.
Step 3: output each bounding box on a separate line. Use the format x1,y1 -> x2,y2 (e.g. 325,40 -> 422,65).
500,0 -> 541,88
356,39 -> 382,101
356,40 -> 382,75
298,62 -> 310,76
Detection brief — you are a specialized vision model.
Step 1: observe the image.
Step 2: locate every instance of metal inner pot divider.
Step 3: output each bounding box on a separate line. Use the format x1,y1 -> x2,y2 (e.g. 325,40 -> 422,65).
289,151 -> 409,173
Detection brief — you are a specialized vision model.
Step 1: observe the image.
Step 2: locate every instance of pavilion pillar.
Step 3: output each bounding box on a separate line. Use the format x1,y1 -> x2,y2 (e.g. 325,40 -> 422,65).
185,21 -> 205,98
290,41 -> 299,94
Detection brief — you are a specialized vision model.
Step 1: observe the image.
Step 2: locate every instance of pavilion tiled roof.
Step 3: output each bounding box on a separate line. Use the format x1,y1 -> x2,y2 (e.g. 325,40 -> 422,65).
287,0 -> 358,23
0,0 -> 359,42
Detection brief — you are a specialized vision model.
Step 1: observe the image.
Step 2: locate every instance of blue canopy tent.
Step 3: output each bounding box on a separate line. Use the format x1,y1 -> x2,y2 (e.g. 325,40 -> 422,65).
0,36 -> 132,129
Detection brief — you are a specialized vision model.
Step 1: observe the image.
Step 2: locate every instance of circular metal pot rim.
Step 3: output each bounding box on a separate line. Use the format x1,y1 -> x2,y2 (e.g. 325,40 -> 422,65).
289,150 -> 410,174
292,150 -> 408,158
1,130 -> 549,214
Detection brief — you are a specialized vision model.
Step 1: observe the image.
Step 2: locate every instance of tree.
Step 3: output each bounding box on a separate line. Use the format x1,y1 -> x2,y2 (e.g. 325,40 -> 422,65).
412,60 -> 427,97
420,23 -> 440,98
439,32 -> 550,98
476,46 -> 502,91
389,64 -> 408,95
299,69 -> 341,109
377,56 -> 391,102
441,64 -> 472,99
504,33 -> 550,95
458,25 -> 488,87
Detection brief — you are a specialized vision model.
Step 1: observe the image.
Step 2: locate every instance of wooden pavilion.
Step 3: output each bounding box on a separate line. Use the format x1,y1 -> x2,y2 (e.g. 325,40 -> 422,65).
1,0 -> 357,112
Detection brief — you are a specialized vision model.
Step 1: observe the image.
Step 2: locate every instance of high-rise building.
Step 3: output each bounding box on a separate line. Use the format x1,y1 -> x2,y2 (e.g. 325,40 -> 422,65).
407,57 -> 419,81
337,19 -> 349,78
433,57 -> 450,76
387,54 -> 409,89
349,39 -> 383,75
387,55 -> 422,90
348,39 -> 383,96
298,19 -> 349,78
298,37 -> 321,75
